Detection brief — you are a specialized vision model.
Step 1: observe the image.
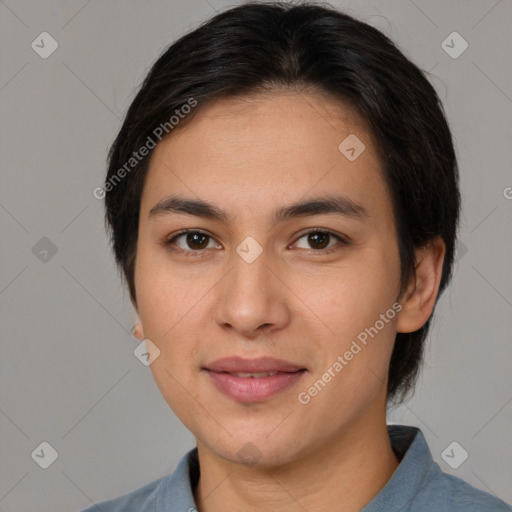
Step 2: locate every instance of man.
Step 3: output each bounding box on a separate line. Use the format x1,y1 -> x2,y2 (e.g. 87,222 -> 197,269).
80,2 -> 511,511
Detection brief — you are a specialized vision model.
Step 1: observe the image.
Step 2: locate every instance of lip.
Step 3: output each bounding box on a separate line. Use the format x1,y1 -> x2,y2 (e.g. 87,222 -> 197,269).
203,357 -> 307,403
204,356 -> 306,373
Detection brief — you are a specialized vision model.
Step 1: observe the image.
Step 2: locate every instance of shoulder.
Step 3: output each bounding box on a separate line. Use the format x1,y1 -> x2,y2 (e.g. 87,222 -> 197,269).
379,425 -> 511,512
77,474 -> 167,512
76,447 -> 198,511
415,468 -> 512,511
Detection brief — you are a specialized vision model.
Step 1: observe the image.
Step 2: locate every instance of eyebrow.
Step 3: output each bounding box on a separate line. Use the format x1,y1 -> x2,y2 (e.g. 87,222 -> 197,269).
148,194 -> 369,225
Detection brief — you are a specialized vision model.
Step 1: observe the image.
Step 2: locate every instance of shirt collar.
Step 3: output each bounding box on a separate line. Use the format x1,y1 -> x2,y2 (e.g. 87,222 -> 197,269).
157,424 -> 439,511
361,424 -> 440,511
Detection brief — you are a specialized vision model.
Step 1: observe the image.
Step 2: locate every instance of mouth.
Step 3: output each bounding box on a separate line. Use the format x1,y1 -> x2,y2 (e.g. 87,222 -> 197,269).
203,357 -> 307,403
218,371 -> 289,378
204,356 -> 307,374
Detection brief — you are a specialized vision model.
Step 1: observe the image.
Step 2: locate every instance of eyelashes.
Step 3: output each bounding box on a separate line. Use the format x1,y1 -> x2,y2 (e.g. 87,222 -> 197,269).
165,230 -> 220,255
293,228 -> 348,252
164,228 -> 350,257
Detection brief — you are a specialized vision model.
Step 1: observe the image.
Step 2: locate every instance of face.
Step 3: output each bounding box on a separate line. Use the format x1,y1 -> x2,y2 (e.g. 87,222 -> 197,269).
133,91 -> 403,467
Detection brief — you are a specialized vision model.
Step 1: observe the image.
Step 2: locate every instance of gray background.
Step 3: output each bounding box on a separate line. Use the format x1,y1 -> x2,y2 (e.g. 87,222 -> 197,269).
1,0 -> 511,510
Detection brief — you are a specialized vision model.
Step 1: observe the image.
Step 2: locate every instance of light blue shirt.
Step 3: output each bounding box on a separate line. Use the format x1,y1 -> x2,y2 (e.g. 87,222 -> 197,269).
79,424 -> 511,511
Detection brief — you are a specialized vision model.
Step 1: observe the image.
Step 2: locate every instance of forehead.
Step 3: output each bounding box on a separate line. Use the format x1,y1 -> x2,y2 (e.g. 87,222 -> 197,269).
140,91 -> 390,224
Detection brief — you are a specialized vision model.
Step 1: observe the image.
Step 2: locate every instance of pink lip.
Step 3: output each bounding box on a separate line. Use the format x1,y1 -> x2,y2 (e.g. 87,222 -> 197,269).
203,357 -> 307,403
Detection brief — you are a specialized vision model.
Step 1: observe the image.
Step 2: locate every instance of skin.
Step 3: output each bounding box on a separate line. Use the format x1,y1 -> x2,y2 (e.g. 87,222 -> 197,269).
131,90 -> 445,512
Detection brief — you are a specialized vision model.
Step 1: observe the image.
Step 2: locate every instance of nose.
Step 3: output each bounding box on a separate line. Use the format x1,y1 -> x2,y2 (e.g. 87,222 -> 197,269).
214,245 -> 291,339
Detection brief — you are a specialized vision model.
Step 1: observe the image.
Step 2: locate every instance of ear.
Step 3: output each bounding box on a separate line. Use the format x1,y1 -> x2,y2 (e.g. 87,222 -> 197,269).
396,237 -> 446,333
131,321 -> 145,341
130,298 -> 145,341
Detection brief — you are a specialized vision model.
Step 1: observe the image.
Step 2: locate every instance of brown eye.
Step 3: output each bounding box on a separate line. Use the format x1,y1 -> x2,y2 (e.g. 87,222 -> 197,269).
183,232 -> 210,250
294,229 -> 347,252
166,230 -> 220,254
307,232 -> 330,249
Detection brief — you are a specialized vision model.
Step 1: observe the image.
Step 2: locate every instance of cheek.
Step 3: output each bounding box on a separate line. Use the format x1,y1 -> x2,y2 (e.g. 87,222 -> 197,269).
292,258 -> 397,335
297,315 -> 397,426
290,252 -> 399,393
135,244 -> 200,333
134,248 -> 209,375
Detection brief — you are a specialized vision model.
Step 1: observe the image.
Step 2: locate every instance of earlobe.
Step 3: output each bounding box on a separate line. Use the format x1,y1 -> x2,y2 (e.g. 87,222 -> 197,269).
396,237 -> 446,334
131,321 -> 145,341
130,297 -> 144,340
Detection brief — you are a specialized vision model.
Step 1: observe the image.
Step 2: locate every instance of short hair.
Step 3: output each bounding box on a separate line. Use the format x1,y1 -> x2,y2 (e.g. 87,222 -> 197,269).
103,1 -> 461,405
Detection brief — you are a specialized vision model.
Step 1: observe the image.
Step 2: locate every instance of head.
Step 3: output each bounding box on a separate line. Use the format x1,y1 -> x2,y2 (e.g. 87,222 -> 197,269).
102,2 -> 460,465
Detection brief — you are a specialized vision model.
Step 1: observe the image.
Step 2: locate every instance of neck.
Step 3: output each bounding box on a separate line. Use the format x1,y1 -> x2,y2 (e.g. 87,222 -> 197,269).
193,410 -> 400,512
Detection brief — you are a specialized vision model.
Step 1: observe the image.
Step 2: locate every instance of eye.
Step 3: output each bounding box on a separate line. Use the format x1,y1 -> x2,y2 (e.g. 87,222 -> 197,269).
165,228 -> 349,257
293,229 -> 348,253
165,229 -> 220,256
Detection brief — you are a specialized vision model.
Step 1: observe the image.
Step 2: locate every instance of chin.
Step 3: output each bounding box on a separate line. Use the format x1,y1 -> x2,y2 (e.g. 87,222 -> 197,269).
198,427 -> 311,470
